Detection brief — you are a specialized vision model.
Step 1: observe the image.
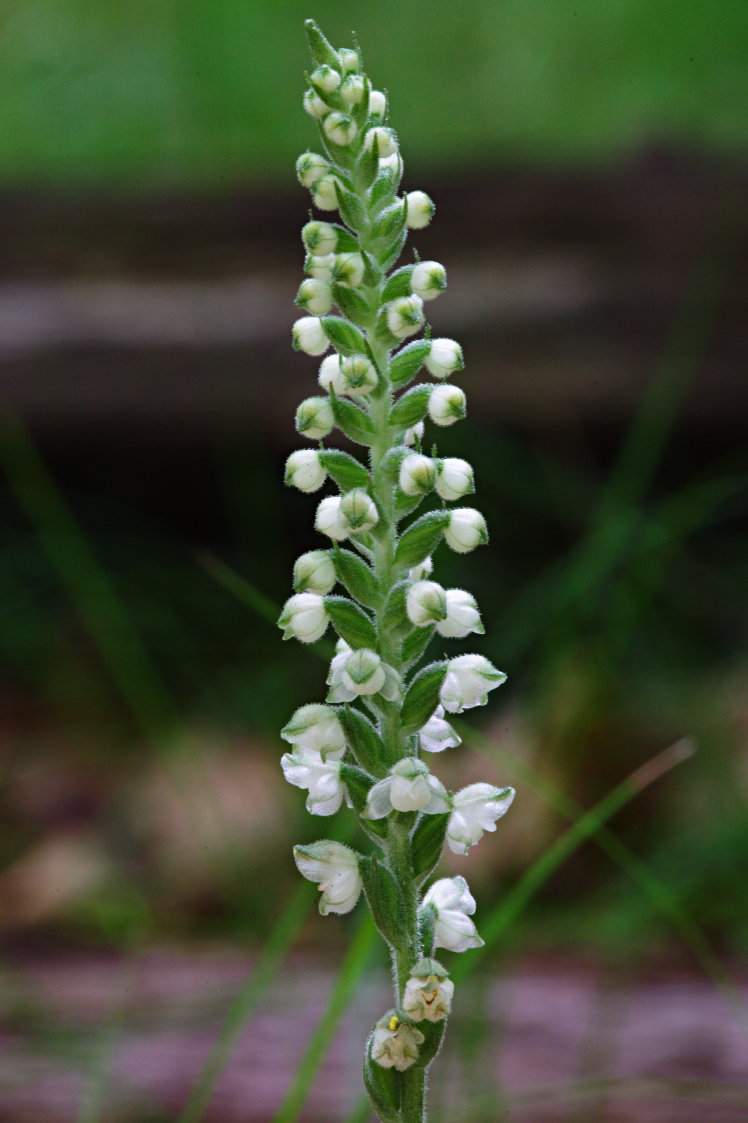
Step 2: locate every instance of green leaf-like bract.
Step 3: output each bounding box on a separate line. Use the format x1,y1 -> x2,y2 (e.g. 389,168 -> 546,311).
319,449 -> 369,491
388,384 -> 432,428
334,547 -> 381,608
321,316 -> 368,356
329,395 -> 376,445
394,510 -> 450,569
390,340 -> 432,387
360,857 -> 409,949
340,705 -> 388,774
325,596 -> 378,649
411,812 -> 450,882
400,661 -> 448,734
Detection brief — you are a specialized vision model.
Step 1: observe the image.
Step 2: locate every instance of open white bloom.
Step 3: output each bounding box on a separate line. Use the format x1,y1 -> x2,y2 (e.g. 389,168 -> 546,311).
302,220 -> 338,256
429,385 -> 467,427
311,174 -> 339,211
408,555 -> 433,582
402,960 -> 454,1022
281,746 -> 346,815
440,654 -> 507,713
285,449 -> 327,493
323,111 -> 357,146
293,840 -> 362,915
341,353 -> 378,395
418,705 -> 462,753
370,1015 -> 424,1072
303,88 -> 329,120
339,488 -> 379,534
318,352 -> 347,395
310,64 -> 341,94
333,252 -> 365,287
369,89 -> 387,116
435,458 -> 474,501
406,580 -> 447,627
447,783 -> 516,855
281,702 -> 346,757
386,294 -> 424,340
296,278 -> 333,316
422,876 -> 484,952
340,74 -> 365,105
305,253 -> 336,280
315,495 -> 350,541
399,452 -> 436,496
292,316 -> 329,356
327,646 -> 400,703
444,507 -> 487,553
424,338 -> 464,379
296,153 -> 332,189
363,758 -> 450,818
436,588 -> 484,639
293,550 -> 336,595
296,396 -> 334,440
405,190 -> 435,229
277,592 -> 330,644
364,126 -> 398,157
411,261 -> 446,302
403,420 -> 424,447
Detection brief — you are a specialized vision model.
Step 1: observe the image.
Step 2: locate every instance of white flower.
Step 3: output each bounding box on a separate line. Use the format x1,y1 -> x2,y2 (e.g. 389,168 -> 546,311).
422,876 -> 484,952
362,758 -> 450,818
303,88 -> 329,120
296,396 -> 334,440
429,385 -> 467,427
379,152 -> 402,178
285,449 -> 327,493
370,1015 -> 424,1071
327,646 -> 401,703
340,74 -> 366,105
435,457 -> 474,500
296,153 -> 332,189
293,550 -> 336,595
293,840 -> 362,915
277,592 -> 329,644
339,488 -> 379,534
406,580 -> 447,627
440,654 -> 507,714
323,111 -> 357,146
444,507 -> 487,554
436,589 -> 484,639
411,261 -> 446,302
399,452 -> 436,496
310,64 -> 341,94
292,316 -> 329,357
405,190 -> 435,229
312,175 -> 340,211
386,294 -> 425,340
333,252 -> 365,287
418,705 -> 461,753
369,89 -> 387,117
281,747 -> 346,815
424,338 -> 464,379
318,352 -> 347,395
446,783 -> 516,855
408,556 -> 433,582
341,353 -> 378,395
302,220 -> 338,256
403,421 -> 425,447
296,278 -> 333,316
305,253 -> 336,281
281,702 -> 346,756
339,48 -> 359,74
402,961 -> 454,1022
315,495 -> 350,541
364,126 -> 398,157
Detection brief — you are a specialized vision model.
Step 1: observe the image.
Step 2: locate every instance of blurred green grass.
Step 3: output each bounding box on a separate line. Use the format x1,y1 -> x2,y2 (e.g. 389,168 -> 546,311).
1,0 -> 747,186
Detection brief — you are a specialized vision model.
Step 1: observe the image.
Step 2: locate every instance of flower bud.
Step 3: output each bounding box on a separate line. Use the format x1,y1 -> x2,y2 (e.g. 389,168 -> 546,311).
305,255 -> 335,282
429,384 -> 467,427
403,961 -> 454,1023
447,783 -> 515,855
406,580 -> 447,627
327,644 -> 401,703
370,1014 -> 424,1071
312,175 -> 339,211
411,261 -> 446,302
296,152 -> 332,189
292,316 -> 329,357
405,190 -> 435,229
332,252 -> 365,287
435,588 -> 484,639
403,421 -> 424,447
285,449 -> 327,493
339,48 -> 359,74
386,294 -> 424,340
379,152 -> 402,177
444,507 -> 488,554
340,74 -> 365,105
364,126 -> 398,157
341,353 -> 378,395
408,556 -> 433,582
339,487 -> 379,533
277,592 -> 329,644
303,88 -> 329,120
281,701 -> 346,756
310,64 -> 341,94
440,653 -> 506,713
296,278 -> 333,316
292,550 -> 336,595
315,495 -> 349,541
318,352 -> 347,395
435,457 -> 474,501
424,338 -> 464,379
323,111 -> 357,146
399,452 -> 436,496
302,221 -> 338,256
342,648 -> 386,695
368,89 -> 387,117
293,840 -> 362,915
296,396 -> 334,440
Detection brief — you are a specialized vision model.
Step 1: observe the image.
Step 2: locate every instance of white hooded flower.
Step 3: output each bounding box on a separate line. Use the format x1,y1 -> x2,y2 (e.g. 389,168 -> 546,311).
411,261 -> 446,302
370,1015 -> 424,1071
402,960 -> 454,1023
293,550 -> 336,595
422,876 -> 484,952
339,48 -> 359,74
435,458 -> 474,501
305,253 -> 336,281
281,702 -> 346,757
292,317 -> 329,357
281,747 -> 346,815
340,353 -> 378,395
424,338 -> 464,379
315,495 -> 350,541
399,452 -> 436,496
369,89 -> 387,117
310,64 -> 341,94
296,396 -> 334,440
408,556 -> 433,583
302,218 -> 339,256
327,645 -> 401,703
312,174 -> 340,211
285,449 -> 327,493
405,190 -> 435,229
406,580 -> 447,627
440,654 -> 507,713
296,278 -> 333,316
333,252 -> 365,288
403,421 -> 425,447
446,783 -> 516,855
296,153 -> 332,190
318,353 -> 347,395
340,74 -> 366,105
277,593 -> 329,644
435,589 -> 484,639
444,508 -> 487,554
379,152 -> 403,178
429,385 -> 467,427
364,126 -> 398,158
362,758 -> 450,818
386,294 -> 425,340
339,488 -> 379,534
418,705 -> 461,753
323,111 -> 357,146
303,88 -> 329,120
293,840 -> 362,915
